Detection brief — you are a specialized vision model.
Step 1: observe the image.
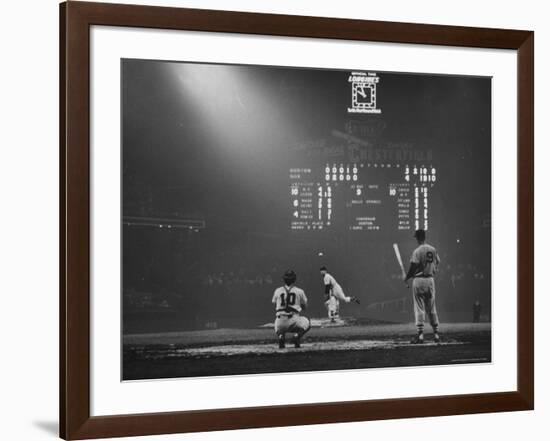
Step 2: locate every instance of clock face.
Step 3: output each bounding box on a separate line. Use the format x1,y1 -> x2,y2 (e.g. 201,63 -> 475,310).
353,83 -> 374,108
347,72 -> 381,114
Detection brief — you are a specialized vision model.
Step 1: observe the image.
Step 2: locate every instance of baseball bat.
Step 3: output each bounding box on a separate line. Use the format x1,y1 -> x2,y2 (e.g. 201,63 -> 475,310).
392,243 -> 409,288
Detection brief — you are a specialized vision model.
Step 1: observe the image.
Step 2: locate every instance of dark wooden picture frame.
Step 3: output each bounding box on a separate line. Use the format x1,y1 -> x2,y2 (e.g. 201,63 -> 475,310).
60,1 -> 534,439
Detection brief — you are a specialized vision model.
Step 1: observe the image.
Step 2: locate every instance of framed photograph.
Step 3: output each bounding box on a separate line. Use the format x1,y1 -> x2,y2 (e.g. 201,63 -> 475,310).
60,1 -> 533,439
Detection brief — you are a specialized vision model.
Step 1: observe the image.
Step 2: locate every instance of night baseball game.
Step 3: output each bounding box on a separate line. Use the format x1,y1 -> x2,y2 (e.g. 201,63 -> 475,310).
122,59 -> 491,380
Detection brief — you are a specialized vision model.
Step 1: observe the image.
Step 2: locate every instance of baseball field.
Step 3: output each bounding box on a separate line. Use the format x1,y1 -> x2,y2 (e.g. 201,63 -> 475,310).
122,321 -> 491,380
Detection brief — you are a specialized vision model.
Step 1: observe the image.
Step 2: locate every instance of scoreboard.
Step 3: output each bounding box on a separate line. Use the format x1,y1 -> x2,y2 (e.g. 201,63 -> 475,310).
290,162 -> 437,232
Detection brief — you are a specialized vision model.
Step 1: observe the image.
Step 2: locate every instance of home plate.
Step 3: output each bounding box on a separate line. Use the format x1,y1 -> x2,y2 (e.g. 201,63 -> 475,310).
147,339 -> 466,359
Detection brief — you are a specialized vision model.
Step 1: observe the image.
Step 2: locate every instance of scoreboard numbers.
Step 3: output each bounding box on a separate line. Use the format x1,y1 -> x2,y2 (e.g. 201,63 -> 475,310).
290,163 -> 437,232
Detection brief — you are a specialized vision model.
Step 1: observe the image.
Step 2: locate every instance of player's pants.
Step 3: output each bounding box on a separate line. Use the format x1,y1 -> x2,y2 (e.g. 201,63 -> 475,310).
332,285 -> 351,303
275,313 -> 311,336
325,296 -> 340,319
412,277 -> 439,330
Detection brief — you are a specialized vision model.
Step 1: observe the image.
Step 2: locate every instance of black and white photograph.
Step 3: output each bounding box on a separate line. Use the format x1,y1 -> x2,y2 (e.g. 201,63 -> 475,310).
2,0 -> 543,438
121,59 -> 491,381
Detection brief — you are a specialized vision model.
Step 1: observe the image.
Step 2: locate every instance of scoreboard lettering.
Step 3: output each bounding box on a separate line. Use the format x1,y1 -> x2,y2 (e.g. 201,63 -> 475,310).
290,163 -> 437,232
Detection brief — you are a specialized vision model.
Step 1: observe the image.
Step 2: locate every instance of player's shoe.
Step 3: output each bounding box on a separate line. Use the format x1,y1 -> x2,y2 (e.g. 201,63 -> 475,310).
410,333 -> 424,344
434,333 -> 441,344
278,336 -> 286,349
293,333 -> 301,348
351,296 -> 360,305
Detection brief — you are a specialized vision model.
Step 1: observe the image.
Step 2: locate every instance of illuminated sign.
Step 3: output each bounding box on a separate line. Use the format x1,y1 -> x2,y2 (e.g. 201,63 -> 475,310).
290,162 -> 436,232
347,72 -> 381,114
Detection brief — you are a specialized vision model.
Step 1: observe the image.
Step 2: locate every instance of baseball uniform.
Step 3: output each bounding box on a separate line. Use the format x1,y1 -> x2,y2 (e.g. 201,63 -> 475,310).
325,294 -> 340,320
272,285 -> 310,336
410,243 -> 440,330
323,273 -> 352,303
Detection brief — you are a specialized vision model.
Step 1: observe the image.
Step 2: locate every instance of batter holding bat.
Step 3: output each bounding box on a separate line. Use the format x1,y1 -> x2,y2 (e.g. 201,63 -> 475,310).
398,229 -> 441,344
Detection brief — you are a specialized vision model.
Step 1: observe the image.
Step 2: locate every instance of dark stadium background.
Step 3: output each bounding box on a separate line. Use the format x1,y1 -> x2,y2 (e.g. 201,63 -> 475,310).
121,59 -> 491,333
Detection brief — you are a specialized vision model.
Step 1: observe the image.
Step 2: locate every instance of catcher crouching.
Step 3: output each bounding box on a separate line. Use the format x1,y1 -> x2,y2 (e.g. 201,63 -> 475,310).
272,270 -> 311,349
